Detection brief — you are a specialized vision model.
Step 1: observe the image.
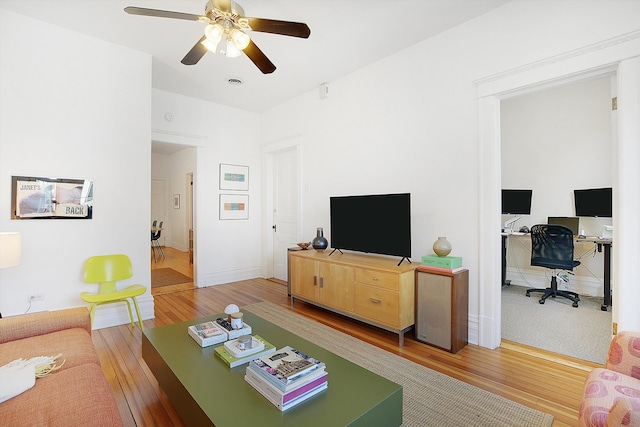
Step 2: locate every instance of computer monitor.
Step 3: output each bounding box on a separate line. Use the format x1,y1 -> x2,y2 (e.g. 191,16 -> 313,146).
574,187 -> 612,217
547,216 -> 580,236
501,189 -> 533,215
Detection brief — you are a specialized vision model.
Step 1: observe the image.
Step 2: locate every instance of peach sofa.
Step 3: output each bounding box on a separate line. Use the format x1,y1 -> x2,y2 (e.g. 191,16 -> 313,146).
579,331 -> 640,427
0,307 -> 122,426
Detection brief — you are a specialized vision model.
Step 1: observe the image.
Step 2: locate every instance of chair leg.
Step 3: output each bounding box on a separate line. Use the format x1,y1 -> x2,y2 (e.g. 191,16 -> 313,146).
526,276 -> 580,307
154,240 -> 165,259
151,241 -> 157,263
88,304 -> 96,328
122,299 -> 135,328
131,297 -> 144,331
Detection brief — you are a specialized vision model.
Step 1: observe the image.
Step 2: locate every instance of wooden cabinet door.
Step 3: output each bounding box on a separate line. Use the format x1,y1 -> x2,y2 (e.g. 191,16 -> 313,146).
319,263 -> 354,312
290,256 -> 319,301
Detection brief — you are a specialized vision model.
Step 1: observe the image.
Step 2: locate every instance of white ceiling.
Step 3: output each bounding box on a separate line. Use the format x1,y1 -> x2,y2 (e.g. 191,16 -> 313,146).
1,0 -> 509,113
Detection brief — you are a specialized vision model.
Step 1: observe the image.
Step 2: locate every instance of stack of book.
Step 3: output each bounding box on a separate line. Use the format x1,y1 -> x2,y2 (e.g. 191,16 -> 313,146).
187,321 -> 228,347
187,318 -> 253,347
245,346 -> 328,411
214,335 -> 276,368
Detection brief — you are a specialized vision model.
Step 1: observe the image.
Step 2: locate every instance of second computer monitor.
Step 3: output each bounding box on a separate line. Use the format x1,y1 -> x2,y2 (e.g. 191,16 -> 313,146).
547,216 -> 580,236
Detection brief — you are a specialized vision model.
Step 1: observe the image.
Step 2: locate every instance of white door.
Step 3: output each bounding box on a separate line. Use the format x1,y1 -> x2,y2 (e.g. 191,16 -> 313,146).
151,179 -> 166,246
272,148 -> 299,280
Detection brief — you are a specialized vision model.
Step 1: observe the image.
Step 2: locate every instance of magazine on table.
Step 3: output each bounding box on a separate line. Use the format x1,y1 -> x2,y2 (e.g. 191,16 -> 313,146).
214,335 -> 275,368
249,346 -> 325,391
187,321 -> 227,347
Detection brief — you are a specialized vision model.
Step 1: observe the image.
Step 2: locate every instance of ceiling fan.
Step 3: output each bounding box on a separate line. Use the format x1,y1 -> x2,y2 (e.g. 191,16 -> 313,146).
124,0 -> 311,74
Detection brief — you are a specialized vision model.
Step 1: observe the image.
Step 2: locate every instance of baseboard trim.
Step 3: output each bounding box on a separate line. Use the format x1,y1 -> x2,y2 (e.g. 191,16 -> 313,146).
196,266 -> 262,287
91,294 -> 155,330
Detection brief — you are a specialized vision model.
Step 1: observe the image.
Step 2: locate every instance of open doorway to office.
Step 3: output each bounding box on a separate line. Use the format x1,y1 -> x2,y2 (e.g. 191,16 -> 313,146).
476,48 -> 640,353
499,76 -> 614,363
151,141 -> 196,294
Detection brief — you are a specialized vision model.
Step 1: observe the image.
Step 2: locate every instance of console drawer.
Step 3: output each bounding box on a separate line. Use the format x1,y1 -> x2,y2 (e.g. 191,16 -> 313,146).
355,269 -> 399,291
354,284 -> 399,327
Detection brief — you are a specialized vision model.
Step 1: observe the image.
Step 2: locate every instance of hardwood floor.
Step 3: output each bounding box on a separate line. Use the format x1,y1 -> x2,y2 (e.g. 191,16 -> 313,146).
94,247 -> 595,426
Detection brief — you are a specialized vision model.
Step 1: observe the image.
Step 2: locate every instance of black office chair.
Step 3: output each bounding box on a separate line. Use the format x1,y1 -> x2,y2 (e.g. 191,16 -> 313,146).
525,224 -> 580,307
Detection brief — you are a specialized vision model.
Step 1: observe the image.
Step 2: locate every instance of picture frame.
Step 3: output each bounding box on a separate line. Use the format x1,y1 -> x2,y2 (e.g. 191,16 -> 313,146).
219,194 -> 249,220
173,194 -> 180,209
219,164 -> 249,191
11,175 -> 93,220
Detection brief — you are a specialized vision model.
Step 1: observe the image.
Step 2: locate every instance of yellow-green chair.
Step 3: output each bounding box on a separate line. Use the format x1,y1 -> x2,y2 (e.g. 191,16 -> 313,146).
81,254 -> 147,330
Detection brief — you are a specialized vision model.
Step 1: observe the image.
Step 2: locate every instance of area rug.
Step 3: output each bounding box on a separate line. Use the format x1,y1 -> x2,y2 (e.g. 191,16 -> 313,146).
244,301 -> 553,427
151,268 -> 192,288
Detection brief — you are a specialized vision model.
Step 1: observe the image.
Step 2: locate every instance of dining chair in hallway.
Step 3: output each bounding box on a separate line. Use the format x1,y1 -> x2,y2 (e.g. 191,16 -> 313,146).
151,221 -> 164,262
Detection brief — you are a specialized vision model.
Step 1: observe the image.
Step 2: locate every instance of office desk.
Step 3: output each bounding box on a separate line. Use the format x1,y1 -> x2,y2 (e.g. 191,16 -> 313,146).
501,232 -> 612,311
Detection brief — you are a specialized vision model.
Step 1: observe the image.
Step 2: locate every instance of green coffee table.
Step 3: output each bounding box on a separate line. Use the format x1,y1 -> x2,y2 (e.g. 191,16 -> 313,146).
142,311 -> 402,426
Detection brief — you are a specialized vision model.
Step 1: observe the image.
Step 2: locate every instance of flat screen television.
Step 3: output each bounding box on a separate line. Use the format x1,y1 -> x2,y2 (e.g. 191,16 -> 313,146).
501,189 -> 533,215
574,187 -> 612,217
330,193 -> 411,262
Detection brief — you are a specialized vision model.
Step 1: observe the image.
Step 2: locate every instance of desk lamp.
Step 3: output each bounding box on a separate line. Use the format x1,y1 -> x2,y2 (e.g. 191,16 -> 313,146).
503,216 -> 522,233
0,232 -> 22,318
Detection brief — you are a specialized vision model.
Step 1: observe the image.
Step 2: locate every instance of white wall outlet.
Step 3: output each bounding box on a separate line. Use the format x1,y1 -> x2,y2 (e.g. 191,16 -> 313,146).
28,293 -> 44,302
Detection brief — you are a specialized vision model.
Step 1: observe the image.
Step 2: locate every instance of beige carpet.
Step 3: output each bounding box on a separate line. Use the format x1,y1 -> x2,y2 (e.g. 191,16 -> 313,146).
244,301 -> 553,427
502,284 -> 611,364
151,268 -> 192,288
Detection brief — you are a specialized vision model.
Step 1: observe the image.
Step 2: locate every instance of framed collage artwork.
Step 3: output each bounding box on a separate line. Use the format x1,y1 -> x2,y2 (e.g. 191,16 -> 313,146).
219,194 -> 249,220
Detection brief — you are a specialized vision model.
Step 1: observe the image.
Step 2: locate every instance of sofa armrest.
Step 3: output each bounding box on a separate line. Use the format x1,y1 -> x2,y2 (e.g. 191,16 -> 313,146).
605,331 -> 640,380
0,307 -> 91,344
605,397 -> 640,427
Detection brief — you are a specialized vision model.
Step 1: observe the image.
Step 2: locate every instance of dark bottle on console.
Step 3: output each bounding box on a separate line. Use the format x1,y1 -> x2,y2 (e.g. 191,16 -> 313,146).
312,227 -> 328,252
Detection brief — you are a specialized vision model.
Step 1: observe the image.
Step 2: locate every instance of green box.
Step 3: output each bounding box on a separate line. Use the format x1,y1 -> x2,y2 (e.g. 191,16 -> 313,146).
421,254 -> 462,269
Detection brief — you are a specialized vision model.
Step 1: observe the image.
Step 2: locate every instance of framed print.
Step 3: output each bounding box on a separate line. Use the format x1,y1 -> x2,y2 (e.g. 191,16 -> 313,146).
219,164 -> 249,191
220,194 -> 249,220
173,194 -> 180,209
11,175 -> 93,219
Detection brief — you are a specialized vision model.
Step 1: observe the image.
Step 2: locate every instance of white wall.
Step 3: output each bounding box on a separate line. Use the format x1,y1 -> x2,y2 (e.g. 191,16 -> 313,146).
151,89 -> 264,287
261,0 -> 640,345
0,9 -> 153,326
501,76 -> 613,296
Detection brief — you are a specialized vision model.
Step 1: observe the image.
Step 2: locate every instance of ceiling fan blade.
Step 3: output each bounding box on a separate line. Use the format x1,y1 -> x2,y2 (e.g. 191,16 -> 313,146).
246,18 -> 311,38
243,40 -> 276,74
124,6 -> 203,22
181,36 -> 209,65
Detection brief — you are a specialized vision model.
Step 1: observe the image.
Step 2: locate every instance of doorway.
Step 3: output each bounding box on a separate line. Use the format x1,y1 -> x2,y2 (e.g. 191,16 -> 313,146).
263,137 -> 302,282
151,141 -> 197,291
477,53 -> 640,350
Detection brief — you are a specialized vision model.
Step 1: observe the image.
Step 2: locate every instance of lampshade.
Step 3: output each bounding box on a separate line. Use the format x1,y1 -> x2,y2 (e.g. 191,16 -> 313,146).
230,28 -> 250,50
200,23 -> 250,58
0,232 -> 21,269
224,304 -> 239,314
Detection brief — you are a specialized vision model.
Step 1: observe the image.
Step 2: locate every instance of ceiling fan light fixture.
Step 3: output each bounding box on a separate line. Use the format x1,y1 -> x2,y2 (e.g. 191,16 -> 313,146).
205,23 -> 223,40
202,23 -> 223,52
223,38 -> 242,57
201,37 -> 220,53
230,28 -> 250,50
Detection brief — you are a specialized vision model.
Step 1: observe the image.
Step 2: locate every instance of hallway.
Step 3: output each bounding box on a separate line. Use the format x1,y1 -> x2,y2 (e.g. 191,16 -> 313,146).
151,246 -> 194,295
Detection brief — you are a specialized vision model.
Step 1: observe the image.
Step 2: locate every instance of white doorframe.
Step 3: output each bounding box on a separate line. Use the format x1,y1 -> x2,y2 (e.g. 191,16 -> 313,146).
261,135 -> 303,279
152,129 -> 206,288
476,33 -> 640,349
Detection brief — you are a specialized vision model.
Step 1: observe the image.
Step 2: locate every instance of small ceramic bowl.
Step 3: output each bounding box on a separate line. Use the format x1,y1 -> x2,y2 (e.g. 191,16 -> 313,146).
297,242 -> 311,250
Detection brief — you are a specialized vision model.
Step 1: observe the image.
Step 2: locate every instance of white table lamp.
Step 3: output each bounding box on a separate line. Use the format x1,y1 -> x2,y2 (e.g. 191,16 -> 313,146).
0,232 -> 21,318
0,232 -> 21,269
